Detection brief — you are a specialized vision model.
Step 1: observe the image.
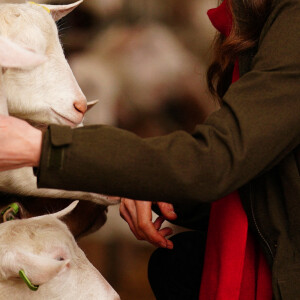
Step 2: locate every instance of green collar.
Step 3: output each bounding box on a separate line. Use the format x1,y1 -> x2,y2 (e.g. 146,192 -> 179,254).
1,203 -> 19,223
19,270 -> 39,291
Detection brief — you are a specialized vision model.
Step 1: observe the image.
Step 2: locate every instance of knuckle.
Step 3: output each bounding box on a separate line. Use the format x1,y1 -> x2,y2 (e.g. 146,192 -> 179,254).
121,197 -> 128,204
136,228 -> 146,238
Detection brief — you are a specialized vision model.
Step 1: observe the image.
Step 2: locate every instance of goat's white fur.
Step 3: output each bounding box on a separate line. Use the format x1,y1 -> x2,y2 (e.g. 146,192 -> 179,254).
0,1 -> 119,205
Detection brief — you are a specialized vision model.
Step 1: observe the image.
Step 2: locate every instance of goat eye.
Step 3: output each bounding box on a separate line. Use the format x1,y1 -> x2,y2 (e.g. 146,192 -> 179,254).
56,257 -> 65,261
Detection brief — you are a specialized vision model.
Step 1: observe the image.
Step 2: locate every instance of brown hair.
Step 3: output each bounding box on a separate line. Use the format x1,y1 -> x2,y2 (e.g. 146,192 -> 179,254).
206,0 -> 273,101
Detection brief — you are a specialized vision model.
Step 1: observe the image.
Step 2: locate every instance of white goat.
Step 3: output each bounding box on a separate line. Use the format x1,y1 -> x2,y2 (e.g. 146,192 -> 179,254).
0,1 -> 119,205
0,201 -> 120,299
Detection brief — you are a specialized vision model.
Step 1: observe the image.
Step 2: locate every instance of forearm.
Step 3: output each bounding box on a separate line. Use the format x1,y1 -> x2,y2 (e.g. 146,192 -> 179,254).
37,124 -> 218,204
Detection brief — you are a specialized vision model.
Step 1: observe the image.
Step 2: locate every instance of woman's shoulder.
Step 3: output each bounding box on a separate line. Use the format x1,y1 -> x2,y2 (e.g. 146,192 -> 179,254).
259,0 -> 300,40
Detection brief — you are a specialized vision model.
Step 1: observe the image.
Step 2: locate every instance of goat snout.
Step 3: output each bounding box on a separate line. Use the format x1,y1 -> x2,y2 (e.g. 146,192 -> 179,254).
74,100 -> 87,115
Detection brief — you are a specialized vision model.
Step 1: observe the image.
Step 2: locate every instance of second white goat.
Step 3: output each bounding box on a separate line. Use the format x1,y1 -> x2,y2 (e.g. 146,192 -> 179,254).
0,201 -> 120,299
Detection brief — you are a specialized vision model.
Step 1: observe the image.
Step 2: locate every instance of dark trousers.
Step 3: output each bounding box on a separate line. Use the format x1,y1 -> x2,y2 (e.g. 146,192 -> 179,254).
148,231 -> 207,300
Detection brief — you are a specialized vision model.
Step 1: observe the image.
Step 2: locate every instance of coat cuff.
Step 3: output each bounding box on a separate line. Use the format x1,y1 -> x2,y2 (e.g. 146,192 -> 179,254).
36,125 -> 73,186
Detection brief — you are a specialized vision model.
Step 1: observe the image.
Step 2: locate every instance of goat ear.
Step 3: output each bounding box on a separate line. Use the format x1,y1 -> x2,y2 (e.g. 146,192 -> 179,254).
0,36 -> 47,69
1,250 -> 69,285
41,0 -> 83,22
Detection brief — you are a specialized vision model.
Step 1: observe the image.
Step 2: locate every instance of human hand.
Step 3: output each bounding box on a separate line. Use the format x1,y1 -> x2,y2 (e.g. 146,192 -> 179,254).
0,115 -> 42,171
119,198 -> 177,249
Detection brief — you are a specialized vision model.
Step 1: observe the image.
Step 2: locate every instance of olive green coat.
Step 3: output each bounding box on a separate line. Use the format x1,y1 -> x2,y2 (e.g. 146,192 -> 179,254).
37,0 -> 300,298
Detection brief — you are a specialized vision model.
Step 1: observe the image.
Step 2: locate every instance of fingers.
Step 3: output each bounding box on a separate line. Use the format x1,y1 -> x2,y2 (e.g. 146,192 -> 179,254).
157,202 -> 177,220
135,201 -> 173,249
119,198 -> 174,249
153,215 -> 165,230
119,199 -> 143,240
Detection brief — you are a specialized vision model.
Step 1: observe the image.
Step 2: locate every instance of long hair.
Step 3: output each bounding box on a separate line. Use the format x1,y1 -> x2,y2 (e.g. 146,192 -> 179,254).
206,0 -> 273,101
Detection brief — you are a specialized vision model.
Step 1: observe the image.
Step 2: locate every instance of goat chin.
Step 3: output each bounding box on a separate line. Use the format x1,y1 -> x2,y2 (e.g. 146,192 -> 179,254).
25,119 -> 49,131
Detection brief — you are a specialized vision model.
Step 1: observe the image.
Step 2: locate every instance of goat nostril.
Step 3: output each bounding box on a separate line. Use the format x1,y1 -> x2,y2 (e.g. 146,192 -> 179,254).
74,101 -> 87,115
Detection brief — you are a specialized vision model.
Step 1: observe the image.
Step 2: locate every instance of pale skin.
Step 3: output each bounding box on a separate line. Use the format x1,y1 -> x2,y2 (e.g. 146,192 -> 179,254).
0,115 -> 42,171
0,114 -> 176,249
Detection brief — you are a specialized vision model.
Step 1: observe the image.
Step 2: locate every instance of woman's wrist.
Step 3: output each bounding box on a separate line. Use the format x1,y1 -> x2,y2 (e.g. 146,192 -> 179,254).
29,127 -> 43,167
0,115 -> 43,171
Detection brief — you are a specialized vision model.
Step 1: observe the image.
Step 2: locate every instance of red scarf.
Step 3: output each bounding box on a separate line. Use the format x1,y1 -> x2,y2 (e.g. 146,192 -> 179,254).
199,2 -> 273,299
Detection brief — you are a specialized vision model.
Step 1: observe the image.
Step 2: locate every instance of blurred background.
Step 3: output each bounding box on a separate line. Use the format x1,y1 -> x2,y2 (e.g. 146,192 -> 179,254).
3,0 -> 218,298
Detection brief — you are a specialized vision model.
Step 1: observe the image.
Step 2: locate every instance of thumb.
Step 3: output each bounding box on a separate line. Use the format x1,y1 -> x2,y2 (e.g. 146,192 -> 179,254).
157,202 -> 177,220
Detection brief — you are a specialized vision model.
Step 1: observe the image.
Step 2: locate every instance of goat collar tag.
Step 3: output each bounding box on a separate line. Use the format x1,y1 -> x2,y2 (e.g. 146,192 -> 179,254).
28,2 -> 50,14
19,270 -> 39,291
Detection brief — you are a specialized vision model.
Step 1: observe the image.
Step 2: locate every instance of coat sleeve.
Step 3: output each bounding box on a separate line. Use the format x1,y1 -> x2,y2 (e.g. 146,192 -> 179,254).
37,0 -> 300,205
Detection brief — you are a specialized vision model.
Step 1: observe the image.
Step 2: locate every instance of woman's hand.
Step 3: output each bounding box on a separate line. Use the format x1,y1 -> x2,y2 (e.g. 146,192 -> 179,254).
119,198 -> 177,249
0,115 -> 42,171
